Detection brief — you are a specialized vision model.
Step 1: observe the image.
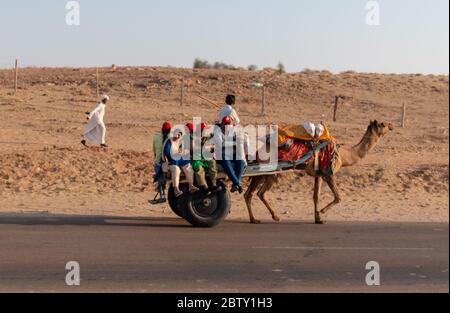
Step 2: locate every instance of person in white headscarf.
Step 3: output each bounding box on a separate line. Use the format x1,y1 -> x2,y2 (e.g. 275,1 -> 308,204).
81,95 -> 109,148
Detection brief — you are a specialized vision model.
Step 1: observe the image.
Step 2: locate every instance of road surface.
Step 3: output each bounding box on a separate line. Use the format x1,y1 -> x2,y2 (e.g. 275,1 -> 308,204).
0,215 -> 448,292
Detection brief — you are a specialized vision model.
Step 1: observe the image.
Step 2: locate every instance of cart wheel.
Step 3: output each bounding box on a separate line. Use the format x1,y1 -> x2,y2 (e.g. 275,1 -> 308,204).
178,182 -> 231,228
168,185 -> 186,218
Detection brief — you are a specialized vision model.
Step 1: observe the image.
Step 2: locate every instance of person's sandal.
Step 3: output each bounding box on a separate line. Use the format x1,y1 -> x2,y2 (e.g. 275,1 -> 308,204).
175,190 -> 184,198
149,198 -> 167,205
189,187 -> 199,193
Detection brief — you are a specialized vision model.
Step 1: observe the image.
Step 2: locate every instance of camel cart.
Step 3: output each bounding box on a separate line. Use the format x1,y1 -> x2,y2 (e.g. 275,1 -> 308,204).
154,141 -> 331,228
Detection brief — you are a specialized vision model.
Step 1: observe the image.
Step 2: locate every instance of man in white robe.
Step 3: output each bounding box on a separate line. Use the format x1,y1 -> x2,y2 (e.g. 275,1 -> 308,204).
81,95 -> 109,148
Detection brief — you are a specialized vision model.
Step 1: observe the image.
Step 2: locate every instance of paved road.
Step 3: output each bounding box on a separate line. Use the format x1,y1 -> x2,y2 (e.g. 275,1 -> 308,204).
0,215 -> 448,292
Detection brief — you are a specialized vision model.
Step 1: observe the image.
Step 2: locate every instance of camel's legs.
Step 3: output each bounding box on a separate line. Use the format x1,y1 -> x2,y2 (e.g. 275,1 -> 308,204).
320,175 -> 342,215
257,176 -> 281,222
313,177 -> 324,224
244,177 -> 263,224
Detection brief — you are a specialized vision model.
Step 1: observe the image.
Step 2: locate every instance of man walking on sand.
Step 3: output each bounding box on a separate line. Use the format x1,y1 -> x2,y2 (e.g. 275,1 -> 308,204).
81,94 -> 109,148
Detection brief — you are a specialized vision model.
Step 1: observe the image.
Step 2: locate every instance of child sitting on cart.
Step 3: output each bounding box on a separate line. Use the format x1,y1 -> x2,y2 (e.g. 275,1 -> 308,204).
187,122 -> 221,195
163,127 -> 199,198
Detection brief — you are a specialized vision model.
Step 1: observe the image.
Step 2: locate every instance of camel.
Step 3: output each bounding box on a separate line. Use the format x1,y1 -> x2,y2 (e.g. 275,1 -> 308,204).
244,120 -> 394,224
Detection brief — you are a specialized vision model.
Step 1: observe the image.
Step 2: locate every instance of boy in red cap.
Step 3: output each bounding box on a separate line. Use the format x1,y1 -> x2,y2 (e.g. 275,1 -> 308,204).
190,122 -> 220,194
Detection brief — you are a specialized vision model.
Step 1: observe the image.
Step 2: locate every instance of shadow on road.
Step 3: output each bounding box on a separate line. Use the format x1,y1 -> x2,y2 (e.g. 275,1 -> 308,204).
0,213 -> 192,228
0,213 -> 316,229
1,213 -> 441,231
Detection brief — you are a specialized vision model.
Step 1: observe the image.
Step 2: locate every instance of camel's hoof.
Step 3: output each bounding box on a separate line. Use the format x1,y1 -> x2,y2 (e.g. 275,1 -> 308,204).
315,213 -> 326,225
272,215 -> 281,222
251,219 -> 262,224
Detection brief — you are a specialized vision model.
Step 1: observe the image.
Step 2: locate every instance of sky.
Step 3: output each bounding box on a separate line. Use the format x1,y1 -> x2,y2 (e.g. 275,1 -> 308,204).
0,0 -> 448,74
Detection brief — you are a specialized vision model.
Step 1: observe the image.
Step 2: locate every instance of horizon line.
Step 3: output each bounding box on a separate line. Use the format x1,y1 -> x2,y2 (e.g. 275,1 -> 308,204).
0,64 -> 448,76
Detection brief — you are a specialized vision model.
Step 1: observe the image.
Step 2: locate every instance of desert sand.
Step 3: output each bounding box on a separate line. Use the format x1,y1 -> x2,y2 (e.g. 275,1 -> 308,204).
0,67 -> 448,223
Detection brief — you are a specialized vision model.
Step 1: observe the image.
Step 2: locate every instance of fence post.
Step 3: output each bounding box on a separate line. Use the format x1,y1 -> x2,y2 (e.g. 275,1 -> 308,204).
14,58 -> 19,96
96,67 -> 100,99
333,96 -> 340,122
261,85 -> 266,115
401,103 -> 407,128
180,79 -> 184,107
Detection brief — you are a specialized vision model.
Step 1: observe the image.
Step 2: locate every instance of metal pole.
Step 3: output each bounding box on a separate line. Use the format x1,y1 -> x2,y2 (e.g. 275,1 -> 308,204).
14,58 -> 19,96
333,96 -> 339,122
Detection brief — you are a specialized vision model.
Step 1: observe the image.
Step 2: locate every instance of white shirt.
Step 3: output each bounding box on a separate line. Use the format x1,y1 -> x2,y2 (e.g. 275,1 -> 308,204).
218,104 -> 240,125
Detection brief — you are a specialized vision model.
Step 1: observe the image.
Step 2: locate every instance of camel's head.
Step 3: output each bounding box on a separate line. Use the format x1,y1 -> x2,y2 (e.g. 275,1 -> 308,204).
369,120 -> 394,138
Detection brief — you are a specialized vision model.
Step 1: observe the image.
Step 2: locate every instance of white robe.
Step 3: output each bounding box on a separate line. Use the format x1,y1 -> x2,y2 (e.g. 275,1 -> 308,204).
83,102 -> 106,145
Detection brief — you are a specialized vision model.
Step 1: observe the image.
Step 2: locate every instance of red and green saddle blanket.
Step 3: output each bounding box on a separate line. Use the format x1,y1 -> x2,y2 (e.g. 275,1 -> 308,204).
278,140 -> 339,176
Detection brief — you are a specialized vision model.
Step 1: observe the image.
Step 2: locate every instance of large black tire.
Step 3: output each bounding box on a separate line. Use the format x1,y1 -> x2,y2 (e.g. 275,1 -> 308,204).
168,185 -> 185,218
177,182 -> 231,228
